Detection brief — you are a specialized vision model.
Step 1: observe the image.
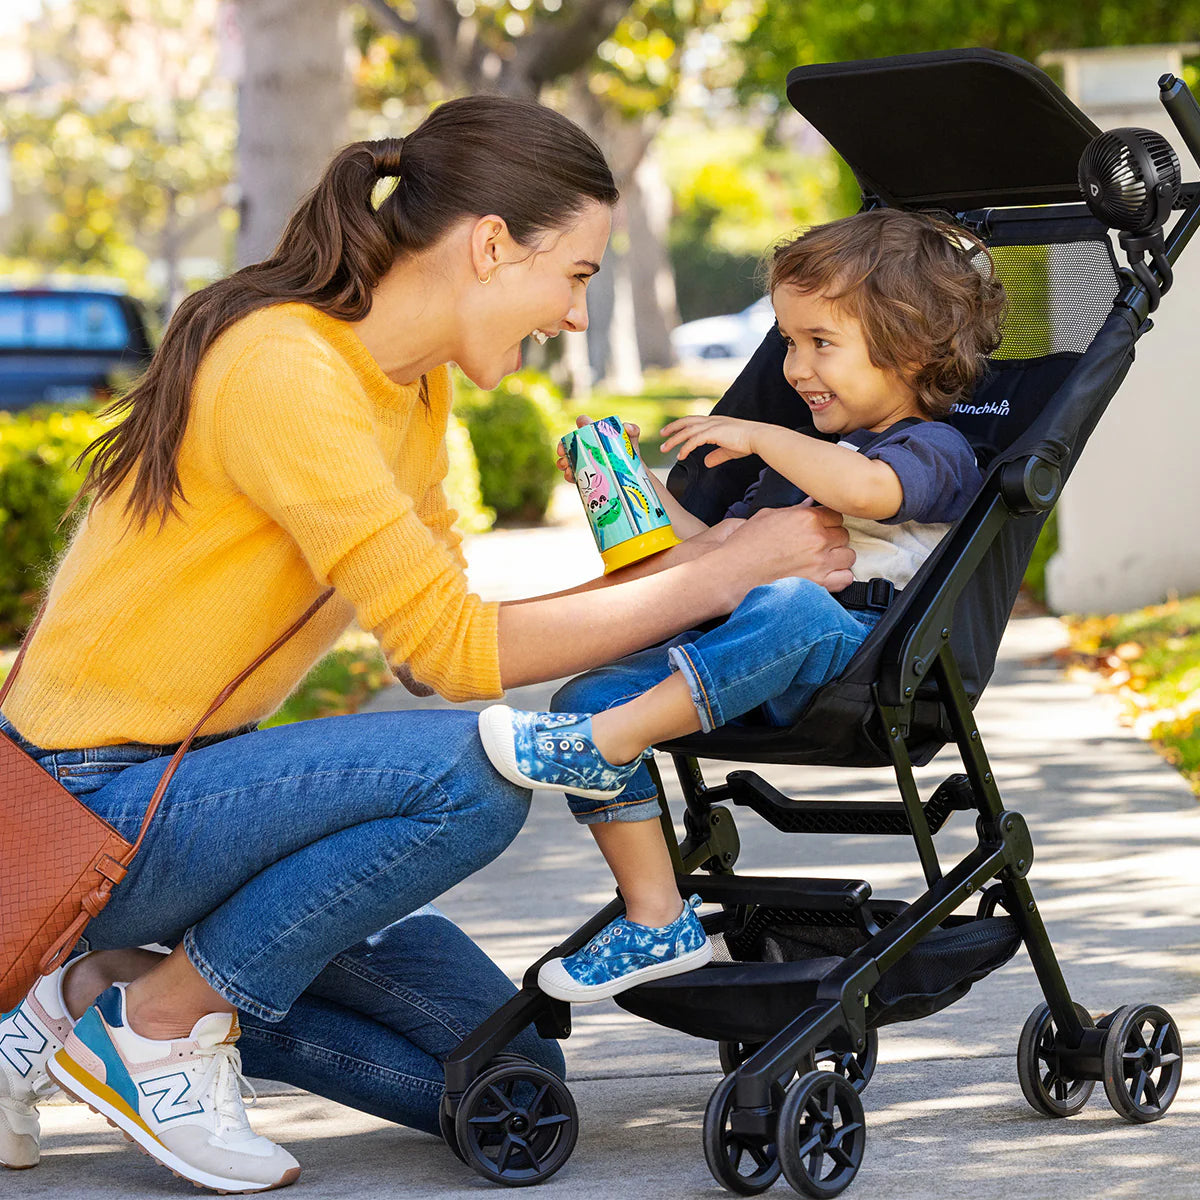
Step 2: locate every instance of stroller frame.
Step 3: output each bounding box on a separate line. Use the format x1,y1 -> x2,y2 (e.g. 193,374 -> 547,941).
442,50 -> 1200,1196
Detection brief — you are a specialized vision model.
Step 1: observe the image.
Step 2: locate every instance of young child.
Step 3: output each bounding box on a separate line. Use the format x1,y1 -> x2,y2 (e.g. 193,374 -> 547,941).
479,209 -> 1005,1003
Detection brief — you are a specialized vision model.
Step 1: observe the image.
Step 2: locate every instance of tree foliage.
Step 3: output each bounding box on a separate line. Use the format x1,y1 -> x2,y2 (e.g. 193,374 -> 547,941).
1,0 -> 235,311
738,0 -> 1200,99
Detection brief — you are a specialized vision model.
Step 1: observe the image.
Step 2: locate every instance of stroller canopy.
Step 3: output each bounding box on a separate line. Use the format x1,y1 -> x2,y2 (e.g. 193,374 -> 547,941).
785,48 -> 1102,210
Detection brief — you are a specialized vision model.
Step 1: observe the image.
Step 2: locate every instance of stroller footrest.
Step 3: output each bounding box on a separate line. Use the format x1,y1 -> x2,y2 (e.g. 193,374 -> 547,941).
686,872 -> 872,913
726,770 -> 976,835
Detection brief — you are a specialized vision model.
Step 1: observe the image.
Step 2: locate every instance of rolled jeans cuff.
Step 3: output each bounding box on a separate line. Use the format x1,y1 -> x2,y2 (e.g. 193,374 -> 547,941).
667,643 -> 722,733
567,788 -> 660,826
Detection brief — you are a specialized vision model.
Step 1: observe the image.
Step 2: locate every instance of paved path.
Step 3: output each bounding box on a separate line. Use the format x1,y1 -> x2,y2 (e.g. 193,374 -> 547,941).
13,508 -> 1200,1199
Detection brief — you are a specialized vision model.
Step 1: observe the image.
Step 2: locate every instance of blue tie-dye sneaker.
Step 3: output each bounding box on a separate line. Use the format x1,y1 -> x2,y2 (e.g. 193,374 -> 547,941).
538,895 -> 712,1002
478,705 -> 643,800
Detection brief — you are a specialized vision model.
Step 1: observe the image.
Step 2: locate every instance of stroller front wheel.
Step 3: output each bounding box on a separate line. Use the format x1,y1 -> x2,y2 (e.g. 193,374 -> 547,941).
776,1070 -> 866,1198
1017,1001 -> 1096,1117
703,1072 -> 786,1195
1101,1003 -> 1183,1122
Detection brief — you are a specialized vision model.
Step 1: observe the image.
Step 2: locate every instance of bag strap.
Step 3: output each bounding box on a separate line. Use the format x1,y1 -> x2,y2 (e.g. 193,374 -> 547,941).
9,587 -> 337,974
122,586 -> 336,861
3,587 -> 336,855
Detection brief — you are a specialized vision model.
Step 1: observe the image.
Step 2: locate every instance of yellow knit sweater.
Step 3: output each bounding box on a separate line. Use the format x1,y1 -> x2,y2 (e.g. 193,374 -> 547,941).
3,303 -> 502,749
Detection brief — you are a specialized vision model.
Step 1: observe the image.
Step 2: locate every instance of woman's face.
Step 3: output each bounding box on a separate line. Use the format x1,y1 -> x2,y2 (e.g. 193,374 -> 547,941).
456,201 -> 612,390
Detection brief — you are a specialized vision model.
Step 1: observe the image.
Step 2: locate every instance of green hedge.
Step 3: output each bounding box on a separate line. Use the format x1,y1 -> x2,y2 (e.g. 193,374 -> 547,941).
453,369 -> 567,523
0,408 -> 107,643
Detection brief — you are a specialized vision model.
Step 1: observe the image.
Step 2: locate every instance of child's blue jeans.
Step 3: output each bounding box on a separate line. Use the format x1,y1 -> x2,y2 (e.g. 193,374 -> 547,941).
552,576 -> 881,825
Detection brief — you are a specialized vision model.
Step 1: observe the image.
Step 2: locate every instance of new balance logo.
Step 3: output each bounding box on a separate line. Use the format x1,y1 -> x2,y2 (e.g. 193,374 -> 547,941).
0,1009 -> 48,1077
138,1071 -> 205,1123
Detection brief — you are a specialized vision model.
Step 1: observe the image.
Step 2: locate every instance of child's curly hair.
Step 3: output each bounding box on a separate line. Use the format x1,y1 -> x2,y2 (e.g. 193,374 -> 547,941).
768,209 -> 1006,418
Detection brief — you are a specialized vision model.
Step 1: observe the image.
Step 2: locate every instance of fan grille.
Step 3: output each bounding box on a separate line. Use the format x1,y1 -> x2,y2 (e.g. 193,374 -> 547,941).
1079,128 -> 1180,231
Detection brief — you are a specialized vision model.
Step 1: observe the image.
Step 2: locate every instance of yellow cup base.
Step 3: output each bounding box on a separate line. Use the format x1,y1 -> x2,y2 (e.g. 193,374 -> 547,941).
601,525 -> 682,574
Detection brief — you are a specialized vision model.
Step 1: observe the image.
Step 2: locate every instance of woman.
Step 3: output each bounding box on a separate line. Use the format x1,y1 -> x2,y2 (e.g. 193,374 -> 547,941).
0,96 -> 853,1193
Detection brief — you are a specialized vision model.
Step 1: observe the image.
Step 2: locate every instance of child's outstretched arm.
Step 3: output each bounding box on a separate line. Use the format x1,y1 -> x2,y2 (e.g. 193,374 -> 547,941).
660,415 -> 904,521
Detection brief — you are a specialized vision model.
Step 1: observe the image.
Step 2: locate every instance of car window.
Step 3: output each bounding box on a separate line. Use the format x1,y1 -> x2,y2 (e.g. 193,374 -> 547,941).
0,294 -> 132,351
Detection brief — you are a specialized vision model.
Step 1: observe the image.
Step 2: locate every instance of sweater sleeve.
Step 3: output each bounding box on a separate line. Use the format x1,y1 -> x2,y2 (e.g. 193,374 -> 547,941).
414,435 -> 469,574
214,337 -> 501,702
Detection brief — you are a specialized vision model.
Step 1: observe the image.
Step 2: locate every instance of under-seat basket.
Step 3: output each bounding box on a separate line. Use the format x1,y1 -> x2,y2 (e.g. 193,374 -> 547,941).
614,900 -> 1021,1041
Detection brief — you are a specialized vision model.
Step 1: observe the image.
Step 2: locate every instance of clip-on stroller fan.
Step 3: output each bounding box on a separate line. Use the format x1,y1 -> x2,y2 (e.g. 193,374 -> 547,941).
437,51 -> 1200,1197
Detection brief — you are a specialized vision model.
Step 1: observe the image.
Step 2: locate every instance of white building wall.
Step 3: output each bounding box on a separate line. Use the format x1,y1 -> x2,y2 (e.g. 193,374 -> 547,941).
1044,46 -> 1200,613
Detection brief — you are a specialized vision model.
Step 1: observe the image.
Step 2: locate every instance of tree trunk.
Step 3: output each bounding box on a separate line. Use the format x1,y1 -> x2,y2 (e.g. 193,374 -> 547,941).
234,0 -> 351,266
626,152 -> 678,368
604,203 -> 643,394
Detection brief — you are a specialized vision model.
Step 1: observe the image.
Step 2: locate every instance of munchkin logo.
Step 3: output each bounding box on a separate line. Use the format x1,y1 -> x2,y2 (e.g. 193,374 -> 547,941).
952,398 -> 1011,417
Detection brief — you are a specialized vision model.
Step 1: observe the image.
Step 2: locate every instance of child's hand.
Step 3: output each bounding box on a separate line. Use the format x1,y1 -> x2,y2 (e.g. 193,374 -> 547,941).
660,415 -> 762,467
556,415 -> 642,484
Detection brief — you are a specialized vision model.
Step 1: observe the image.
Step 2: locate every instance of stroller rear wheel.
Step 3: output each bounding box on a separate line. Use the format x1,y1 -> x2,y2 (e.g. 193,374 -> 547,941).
1101,1003 -> 1183,1122
703,1072 -> 786,1195
776,1070 -> 866,1198
454,1060 -> 578,1186
1017,1001 -> 1096,1117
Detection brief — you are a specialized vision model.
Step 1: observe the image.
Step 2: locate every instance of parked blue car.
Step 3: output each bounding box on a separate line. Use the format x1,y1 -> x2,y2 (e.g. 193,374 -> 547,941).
0,282 -> 153,410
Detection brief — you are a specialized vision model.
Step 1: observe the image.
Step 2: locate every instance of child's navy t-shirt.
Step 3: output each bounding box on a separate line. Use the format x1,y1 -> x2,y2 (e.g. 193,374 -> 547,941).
722,419 -> 983,587
724,419 -> 981,525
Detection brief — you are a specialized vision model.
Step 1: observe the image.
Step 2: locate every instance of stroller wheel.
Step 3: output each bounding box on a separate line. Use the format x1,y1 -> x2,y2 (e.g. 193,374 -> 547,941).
454,1060 -> 578,1186
1017,1001 -> 1095,1117
439,1091 -> 467,1163
703,1072 -> 785,1195
776,1070 -> 866,1198
815,1029 -> 878,1095
441,1053 -> 543,1166
1101,1003 -> 1183,1123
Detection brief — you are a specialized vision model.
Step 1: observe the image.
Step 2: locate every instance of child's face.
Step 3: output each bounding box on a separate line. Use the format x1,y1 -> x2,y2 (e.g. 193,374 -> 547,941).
773,285 -> 922,436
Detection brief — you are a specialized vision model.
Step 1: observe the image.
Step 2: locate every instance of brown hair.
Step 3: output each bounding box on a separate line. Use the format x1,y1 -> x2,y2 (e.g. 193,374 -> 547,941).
768,209 -> 1005,418
69,96 -> 619,530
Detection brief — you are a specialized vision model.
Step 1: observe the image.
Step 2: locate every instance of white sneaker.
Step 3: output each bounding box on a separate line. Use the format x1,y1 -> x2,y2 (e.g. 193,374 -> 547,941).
47,984 -> 299,1194
0,953 -> 94,1169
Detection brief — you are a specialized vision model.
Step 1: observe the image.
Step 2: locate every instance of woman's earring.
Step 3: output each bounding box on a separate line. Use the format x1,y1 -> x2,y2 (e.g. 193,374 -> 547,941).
478,272 -> 492,285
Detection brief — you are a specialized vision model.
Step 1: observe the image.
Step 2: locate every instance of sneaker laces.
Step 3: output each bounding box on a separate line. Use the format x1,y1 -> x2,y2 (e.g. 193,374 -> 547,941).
194,1041 -> 258,1142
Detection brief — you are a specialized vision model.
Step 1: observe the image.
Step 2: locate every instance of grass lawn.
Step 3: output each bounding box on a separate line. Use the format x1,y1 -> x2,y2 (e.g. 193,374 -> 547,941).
1063,593 -> 1200,795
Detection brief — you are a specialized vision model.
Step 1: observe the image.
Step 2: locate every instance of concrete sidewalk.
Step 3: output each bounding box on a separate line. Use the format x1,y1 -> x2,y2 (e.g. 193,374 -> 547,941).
12,516 -> 1200,1199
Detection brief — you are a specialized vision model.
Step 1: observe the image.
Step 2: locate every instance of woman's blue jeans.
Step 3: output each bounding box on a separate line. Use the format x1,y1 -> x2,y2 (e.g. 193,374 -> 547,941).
553,577 -> 880,825
0,709 -> 563,1134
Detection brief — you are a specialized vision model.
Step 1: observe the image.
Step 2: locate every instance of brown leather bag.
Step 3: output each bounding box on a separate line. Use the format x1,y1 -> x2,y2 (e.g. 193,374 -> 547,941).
0,588 -> 334,1010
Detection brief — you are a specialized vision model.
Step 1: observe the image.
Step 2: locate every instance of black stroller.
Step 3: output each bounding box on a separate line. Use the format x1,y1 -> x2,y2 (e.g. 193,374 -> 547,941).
440,49 -> 1199,1196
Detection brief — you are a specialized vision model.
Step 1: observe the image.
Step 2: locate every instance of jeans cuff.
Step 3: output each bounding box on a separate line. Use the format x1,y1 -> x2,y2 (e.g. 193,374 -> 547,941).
667,643 -> 722,733
571,795 -> 662,825
184,928 -> 289,1023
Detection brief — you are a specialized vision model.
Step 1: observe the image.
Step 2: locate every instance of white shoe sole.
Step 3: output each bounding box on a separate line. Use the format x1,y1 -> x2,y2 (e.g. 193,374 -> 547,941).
538,938 -> 714,1003
47,1051 -> 299,1195
478,706 -> 627,802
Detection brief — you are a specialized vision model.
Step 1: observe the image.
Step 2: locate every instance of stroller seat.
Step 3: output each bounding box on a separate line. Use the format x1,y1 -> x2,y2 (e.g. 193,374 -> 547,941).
440,48 -> 1199,1197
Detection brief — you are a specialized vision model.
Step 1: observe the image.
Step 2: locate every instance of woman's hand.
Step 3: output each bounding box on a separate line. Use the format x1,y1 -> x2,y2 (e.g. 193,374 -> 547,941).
556,414 -> 643,484
714,506 -> 855,598
659,415 -> 764,468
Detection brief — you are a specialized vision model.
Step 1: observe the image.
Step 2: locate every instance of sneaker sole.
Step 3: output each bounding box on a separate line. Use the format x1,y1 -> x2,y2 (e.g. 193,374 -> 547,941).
478,707 -> 627,802
538,938 -> 714,1003
46,1050 -> 299,1195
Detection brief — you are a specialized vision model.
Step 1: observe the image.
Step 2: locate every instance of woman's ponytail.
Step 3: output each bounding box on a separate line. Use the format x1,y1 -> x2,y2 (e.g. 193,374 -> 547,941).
69,97 -> 616,532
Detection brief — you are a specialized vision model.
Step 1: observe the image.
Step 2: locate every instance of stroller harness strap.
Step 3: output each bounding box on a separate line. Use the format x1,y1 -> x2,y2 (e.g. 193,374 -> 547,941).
836,578 -> 901,612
